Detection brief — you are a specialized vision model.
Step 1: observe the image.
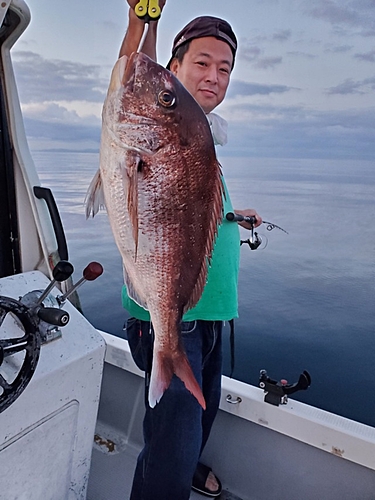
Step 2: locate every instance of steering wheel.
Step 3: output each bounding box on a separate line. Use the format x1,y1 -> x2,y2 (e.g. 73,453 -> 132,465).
0,296 -> 41,413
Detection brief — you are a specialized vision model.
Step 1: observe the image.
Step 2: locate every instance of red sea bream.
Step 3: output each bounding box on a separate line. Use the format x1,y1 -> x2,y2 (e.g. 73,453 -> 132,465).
86,52 -> 224,409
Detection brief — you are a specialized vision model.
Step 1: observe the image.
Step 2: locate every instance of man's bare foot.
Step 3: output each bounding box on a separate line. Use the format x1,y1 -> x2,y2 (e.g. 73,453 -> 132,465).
192,463 -> 222,496
205,470 -> 219,492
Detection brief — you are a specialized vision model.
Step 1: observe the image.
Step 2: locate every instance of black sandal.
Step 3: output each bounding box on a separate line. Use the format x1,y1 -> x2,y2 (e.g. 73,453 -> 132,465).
192,462 -> 222,498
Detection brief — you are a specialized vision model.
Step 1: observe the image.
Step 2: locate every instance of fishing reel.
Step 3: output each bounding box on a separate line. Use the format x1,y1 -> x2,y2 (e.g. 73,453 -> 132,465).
242,218 -> 262,250
259,369 -> 311,406
226,212 -> 288,250
0,260 -> 103,413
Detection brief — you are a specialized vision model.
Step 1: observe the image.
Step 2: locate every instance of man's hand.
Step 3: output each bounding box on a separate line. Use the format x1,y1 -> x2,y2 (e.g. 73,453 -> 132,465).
127,0 -> 139,8
233,209 -> 262,229
120,0 -> 166,60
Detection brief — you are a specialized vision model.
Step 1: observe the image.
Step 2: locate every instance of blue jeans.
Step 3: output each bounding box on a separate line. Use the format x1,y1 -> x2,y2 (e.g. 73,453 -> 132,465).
126,318 -> 223,500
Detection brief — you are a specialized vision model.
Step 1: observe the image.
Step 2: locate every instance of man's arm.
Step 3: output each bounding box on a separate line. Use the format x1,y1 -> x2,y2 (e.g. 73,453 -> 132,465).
119,0 -> 166,60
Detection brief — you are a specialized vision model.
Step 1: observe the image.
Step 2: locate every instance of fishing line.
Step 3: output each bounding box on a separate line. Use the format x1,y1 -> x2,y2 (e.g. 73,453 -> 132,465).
137,22 -> 150,53
263,221 -> 289,234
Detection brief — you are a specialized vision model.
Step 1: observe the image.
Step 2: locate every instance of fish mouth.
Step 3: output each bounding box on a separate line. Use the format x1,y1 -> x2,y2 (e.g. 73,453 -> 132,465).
105,52 -> 157,156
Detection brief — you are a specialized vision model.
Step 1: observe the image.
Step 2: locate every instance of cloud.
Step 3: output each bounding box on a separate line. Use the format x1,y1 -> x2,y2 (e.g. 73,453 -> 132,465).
306,0 -> 375,37
13,51 -> 108,104
324,44 -> 353,53
272,29 -> 292,42
219,102 -> 375,159
11,47 -> 375,160
19,98 -> 101,150
22,101 -> 92,123
309,1 -> 362,26
227,80 -> 296,98
22,97 -> 375,159
239,43 -> 262,63
238,40 -> 282,69
287,51 -> 316,59
326,76 -> 375,94
326,78 -> 364,95
254,56 -> 283,69
24,116 -> 101,143
354,49 -> 375,62
12,51 -> 106,151
238,28 -> 296,69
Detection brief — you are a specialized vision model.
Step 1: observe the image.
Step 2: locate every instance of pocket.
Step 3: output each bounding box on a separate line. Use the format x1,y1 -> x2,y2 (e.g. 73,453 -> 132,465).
180,320 -> 197,335
125,317 -> 145,371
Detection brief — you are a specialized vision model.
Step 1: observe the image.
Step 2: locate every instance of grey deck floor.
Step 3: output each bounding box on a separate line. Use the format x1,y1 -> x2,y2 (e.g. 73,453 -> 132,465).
87,444 -> 241,500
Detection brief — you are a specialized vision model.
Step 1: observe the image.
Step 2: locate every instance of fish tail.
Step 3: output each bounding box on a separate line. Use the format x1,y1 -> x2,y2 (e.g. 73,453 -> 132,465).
174,354 -> 206,410
148,348 -> 206,410
148,350 -> 174,408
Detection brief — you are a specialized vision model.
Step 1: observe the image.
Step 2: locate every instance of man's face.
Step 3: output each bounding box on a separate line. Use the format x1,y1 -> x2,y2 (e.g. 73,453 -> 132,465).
170,37 -> 233,114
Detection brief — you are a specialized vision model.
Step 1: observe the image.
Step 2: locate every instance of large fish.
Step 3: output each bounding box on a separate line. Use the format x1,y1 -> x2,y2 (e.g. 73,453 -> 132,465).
86,52 -> 224,409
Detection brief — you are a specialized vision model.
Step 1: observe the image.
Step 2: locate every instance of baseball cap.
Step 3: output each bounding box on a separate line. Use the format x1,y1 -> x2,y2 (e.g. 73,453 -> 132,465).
166,16 -> 237,69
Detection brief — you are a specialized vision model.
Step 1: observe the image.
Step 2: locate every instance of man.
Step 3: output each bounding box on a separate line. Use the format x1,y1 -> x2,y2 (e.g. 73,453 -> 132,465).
120,2 -> 262,498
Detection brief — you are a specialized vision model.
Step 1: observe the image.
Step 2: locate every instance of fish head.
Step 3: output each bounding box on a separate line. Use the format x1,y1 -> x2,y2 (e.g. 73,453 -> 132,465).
103,52 -> 214,154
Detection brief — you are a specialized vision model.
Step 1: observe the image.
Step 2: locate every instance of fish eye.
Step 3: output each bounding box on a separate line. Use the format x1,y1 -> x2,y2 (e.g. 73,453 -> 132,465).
158,90 -> 176,108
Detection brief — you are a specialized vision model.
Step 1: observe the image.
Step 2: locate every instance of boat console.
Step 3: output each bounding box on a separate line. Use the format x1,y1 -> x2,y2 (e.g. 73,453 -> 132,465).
0,267 -> 105,499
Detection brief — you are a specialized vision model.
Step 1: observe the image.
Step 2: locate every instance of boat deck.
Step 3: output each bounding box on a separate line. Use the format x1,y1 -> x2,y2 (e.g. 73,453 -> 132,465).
86,354 -> 244,500
88,440 -> 242,500
87,337 -> 375,500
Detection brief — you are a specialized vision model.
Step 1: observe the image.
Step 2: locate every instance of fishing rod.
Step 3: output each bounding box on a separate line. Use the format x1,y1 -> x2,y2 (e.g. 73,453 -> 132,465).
226,212 -> 288,250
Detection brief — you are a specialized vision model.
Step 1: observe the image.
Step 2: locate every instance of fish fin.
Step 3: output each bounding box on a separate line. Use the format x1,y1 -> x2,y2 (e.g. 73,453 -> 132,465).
122,265 -> 148,310
149,347 -> 206,410
108,55 -> 128,93
122,153 -> 140,254
85,169 -> 106,218
183,259 -> 209,314
184,163 -> 224,313
205,163 -> 225,267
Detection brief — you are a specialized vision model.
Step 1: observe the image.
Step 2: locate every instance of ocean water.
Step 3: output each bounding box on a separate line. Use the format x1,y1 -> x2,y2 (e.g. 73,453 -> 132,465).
32,151 -> 375,427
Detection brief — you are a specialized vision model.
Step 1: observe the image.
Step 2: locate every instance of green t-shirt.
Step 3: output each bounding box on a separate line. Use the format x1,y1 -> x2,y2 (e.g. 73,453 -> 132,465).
121,178 -> 240,321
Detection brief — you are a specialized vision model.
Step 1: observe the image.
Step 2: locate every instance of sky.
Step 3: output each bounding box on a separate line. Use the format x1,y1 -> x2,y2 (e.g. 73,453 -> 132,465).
10,0 -> 375,159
